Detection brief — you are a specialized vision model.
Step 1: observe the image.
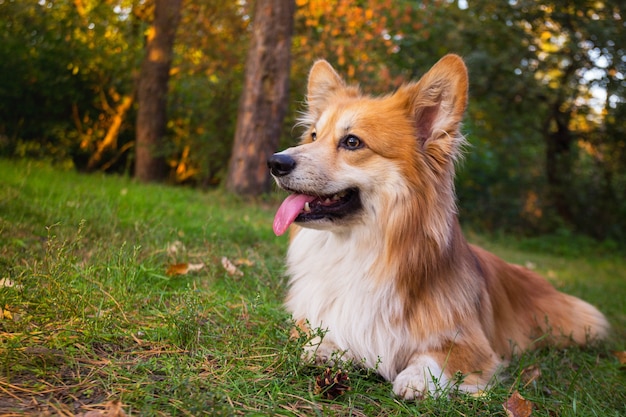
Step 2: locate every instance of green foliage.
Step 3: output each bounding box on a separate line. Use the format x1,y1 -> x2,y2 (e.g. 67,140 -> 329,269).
0,0 -> 142,169
0,159 -> 624,415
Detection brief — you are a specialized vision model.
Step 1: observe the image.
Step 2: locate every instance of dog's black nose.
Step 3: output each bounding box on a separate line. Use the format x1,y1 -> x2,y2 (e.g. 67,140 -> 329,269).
267,153 -> 296,177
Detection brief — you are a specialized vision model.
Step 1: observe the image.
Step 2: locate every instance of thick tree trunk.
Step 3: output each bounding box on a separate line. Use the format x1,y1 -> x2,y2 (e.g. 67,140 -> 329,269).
135,0 -> 182,182
226,0 -> 295,196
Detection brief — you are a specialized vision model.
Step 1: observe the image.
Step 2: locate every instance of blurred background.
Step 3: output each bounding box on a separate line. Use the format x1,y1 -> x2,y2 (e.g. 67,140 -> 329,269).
0,0 -> 624,241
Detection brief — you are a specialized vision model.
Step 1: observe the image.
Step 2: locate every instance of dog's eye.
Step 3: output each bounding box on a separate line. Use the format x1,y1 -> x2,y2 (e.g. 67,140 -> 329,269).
341,135 -> 363,150
311,131 -> 317,141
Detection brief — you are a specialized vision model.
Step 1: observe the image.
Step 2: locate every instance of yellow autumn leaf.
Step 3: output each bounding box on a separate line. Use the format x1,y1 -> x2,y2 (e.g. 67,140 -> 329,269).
166,262 -> 205,276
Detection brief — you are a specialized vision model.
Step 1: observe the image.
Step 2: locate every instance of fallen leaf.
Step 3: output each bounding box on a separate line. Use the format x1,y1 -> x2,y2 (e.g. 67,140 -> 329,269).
167,263 -> 189,276
520,364 -> 542,387
234,257 -> 254,267
186,262 -> 205,272
503,390 -> 533,417
221,257 -> 243,277
166,262 -> 205,276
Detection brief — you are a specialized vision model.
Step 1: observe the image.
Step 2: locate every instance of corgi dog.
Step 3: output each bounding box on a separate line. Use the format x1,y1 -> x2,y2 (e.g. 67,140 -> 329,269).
267,55 -> 609,399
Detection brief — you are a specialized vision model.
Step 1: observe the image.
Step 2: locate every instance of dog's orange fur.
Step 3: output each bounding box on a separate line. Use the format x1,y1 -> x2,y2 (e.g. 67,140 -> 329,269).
271,54 -> 609,399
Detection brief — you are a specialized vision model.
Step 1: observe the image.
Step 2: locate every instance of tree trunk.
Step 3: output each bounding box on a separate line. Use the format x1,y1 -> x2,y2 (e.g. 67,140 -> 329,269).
545,100 -> 574,224
226,0 -> 295,196
135,0 -> 182,182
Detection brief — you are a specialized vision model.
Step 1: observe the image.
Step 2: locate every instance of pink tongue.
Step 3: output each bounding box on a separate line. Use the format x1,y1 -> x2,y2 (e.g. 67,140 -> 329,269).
273,194 -> 316,236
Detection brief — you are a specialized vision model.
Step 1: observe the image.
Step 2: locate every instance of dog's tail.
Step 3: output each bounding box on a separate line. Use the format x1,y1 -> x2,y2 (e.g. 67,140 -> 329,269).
540,291 -> 610,347
471,245 -> 610,356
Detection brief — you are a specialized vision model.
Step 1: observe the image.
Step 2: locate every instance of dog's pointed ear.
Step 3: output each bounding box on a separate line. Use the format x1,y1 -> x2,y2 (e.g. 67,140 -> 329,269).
306,60 -> 346,117
404,54 -> 468,146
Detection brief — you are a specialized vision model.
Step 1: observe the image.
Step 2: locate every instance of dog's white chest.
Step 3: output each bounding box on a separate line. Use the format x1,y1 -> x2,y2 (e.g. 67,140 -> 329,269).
285,228 -> 409,379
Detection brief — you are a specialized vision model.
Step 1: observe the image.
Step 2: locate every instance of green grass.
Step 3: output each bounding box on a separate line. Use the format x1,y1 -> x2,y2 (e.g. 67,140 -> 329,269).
0,158 -> 624,416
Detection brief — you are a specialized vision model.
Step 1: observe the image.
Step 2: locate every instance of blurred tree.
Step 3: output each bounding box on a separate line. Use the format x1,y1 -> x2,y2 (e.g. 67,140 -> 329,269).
226,0 -> 295,195
166,0 -> 250,185
448,0 -> 626,239
135,0 -> 182,182
517,0 -> 626,238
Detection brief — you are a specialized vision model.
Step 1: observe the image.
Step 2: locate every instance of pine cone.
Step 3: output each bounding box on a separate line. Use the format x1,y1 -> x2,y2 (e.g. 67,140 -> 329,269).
314,367 -> 351,399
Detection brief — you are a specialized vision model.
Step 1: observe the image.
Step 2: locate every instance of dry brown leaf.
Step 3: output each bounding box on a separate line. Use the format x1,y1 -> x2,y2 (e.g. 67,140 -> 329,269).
166,262 -> 205,276
520,364 -> 542,387
503,390 -> 533,417
221,256 -> 243,277
166,263 -> 189,276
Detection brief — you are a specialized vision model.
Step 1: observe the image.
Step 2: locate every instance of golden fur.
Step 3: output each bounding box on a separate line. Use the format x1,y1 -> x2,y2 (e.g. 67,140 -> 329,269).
269,54 -> 609,399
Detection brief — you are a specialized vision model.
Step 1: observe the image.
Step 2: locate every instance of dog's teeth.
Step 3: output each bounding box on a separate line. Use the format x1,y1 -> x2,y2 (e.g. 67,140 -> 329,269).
332,194 -> 341,201
324,198 -> 332,204
304,202 -> 311,212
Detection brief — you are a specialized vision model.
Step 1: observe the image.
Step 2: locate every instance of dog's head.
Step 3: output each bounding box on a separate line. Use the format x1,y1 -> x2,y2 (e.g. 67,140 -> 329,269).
269,55 -> 468,237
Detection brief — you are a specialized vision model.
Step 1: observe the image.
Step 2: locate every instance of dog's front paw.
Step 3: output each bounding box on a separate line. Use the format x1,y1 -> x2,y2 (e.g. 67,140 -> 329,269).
392,355 -> 448,400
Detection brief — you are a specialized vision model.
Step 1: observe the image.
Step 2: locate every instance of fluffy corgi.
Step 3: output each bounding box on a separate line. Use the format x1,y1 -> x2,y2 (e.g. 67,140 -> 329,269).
267,54 -> 609,399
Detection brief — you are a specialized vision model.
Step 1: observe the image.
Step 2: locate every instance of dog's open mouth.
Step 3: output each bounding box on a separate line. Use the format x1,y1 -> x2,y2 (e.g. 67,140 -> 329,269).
273,188 -> 361,236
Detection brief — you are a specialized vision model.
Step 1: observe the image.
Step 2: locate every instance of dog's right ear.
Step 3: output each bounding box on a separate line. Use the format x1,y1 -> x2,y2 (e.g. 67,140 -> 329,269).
306,60 -> 346,118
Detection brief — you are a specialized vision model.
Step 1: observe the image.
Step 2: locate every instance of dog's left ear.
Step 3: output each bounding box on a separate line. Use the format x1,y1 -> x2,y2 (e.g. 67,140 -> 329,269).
404,54 -> 468,147
306,60 -> 346,119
